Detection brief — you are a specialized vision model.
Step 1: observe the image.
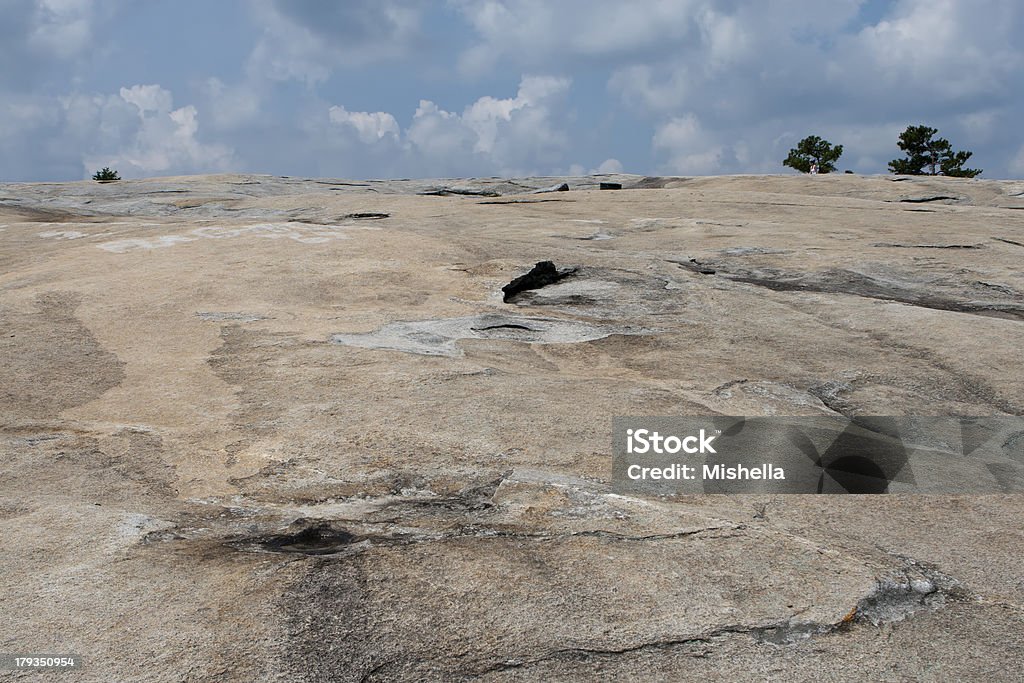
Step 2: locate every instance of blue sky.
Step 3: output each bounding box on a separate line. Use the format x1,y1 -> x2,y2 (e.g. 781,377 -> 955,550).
2,0 -> 1023,181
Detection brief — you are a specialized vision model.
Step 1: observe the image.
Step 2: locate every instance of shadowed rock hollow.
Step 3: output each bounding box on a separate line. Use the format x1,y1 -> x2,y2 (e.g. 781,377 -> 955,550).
1,172 -> 1023,681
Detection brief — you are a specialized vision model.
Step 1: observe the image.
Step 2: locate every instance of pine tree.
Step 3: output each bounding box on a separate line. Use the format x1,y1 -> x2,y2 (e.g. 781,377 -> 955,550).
92,167 -> 120,182
888,126 -> 981,177
783,136 -> 843,174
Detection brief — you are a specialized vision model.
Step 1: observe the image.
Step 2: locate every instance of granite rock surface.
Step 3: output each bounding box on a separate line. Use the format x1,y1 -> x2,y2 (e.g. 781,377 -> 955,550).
1,172 -> 1023,681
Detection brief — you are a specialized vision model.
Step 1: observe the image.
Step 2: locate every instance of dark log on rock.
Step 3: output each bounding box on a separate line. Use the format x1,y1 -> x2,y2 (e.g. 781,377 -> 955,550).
420,187 -> 501,197
501,261 -> 577,302
343,212 -> 390,220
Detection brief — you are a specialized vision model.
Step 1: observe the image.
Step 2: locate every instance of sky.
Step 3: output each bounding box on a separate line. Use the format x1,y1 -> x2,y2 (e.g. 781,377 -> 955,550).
2,0 -> 1023,182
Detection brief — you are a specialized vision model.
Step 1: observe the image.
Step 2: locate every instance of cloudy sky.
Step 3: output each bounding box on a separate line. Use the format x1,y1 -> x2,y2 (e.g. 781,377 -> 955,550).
3,0 -> 1023,181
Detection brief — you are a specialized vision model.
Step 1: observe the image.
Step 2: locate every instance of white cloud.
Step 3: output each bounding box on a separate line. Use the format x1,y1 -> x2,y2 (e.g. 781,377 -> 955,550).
0,82 -> 235,181
842,0 -> 1023,101
278,75 -> 575,179
118,84 -> 174,114
77,85 -> 234,177
565,158 -> 623,176
595,158 -> 623,173
328,106 -> 400,144
465,76 -> 568,153
451,0 -> 1023,177
696,8 -> 751,69
406,75 -> 570,175
317,75 -> 573,177
404,100 -> 479,170
4,0 -> 1024,180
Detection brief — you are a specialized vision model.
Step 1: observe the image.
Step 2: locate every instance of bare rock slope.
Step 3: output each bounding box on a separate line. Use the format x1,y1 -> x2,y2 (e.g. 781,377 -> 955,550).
1,173 -> 1023,681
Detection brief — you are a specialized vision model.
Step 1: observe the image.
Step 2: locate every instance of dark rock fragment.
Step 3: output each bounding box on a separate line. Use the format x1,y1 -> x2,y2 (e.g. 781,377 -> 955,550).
343,212 -> 390,220
599,182 -> 622,190
532,182 -> 569,194
501,261 -> 577,302
896,195 -> 958,203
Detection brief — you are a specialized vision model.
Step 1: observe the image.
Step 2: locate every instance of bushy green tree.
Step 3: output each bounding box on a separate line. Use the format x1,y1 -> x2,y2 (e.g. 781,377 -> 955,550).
888,125 -> 981,177
92,167 -> 120,181
783,135 -> 843,174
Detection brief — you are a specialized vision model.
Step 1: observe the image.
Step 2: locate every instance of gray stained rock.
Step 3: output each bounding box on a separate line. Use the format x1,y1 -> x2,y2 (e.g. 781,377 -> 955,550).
331,312 -> 643,357
2,172 -> 1024,681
